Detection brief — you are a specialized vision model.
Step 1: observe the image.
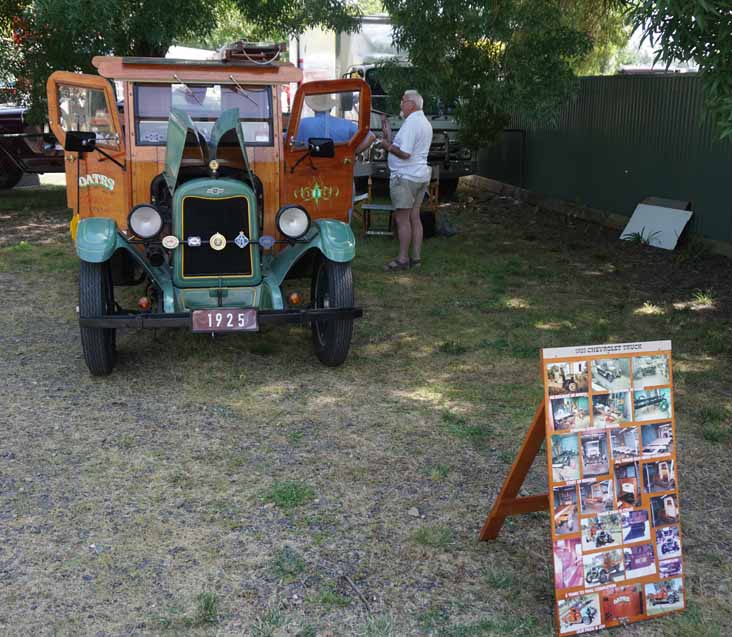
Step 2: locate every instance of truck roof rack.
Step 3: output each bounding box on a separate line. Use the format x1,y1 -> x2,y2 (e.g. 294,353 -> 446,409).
222,41 -> 285,65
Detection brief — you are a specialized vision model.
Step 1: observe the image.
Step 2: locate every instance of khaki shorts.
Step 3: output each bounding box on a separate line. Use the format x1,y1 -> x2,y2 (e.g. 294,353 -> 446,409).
390,175 -> 429,210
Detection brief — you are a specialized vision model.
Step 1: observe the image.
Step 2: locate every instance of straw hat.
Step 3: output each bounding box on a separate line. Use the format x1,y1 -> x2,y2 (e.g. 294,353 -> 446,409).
305,93 -> 335,113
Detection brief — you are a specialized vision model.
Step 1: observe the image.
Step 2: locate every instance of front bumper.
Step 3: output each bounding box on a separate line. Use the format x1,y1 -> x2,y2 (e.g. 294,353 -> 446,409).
79,306 -> 363,329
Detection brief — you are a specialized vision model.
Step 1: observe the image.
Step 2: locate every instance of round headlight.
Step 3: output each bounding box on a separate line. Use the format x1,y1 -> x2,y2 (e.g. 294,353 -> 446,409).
276,206 -> 310,239
128,204 -> 162,239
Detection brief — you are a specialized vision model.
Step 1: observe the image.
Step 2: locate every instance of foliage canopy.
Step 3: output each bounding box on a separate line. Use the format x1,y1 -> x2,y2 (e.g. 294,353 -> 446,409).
0,0 -> 359,121
380,0 -> 596,148
629,0 -> 732,139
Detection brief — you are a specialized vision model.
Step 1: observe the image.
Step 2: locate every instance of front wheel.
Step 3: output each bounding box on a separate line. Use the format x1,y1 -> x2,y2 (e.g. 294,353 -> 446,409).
79,260 -> 117,375
311,257 -> 354,367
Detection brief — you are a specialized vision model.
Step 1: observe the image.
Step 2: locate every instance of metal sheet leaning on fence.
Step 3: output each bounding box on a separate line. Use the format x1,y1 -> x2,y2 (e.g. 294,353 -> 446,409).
542,340 -> 685,635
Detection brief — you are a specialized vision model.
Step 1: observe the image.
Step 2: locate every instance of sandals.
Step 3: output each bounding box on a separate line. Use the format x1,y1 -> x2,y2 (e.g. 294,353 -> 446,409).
383,258 -> 410,272
409,258 -> 421,269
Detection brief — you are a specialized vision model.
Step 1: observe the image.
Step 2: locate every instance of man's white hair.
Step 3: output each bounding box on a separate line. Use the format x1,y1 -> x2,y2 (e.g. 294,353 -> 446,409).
404,89 -> 423,109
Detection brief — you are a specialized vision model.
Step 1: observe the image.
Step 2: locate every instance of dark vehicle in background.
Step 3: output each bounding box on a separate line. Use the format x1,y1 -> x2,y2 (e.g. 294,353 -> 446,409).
347,64 -> 475,199
0,105 -> 64,188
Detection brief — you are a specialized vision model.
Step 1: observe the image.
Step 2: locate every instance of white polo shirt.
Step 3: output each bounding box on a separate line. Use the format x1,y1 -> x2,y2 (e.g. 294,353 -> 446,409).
388,110 -> 433,183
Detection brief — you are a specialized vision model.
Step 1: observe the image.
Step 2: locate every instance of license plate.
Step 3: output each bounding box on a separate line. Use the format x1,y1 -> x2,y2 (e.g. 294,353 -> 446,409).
191,308 -> 258,332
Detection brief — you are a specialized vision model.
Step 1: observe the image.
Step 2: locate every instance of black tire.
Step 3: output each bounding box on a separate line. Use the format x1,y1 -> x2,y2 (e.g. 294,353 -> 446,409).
0,154 -> 23,189
79,260 -> 117,375
438,177 -> 459,201
311,257 -> 354,367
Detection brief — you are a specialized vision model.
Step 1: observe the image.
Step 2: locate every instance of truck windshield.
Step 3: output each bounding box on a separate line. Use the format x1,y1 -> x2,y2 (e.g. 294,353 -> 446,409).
134,83 -> 273,146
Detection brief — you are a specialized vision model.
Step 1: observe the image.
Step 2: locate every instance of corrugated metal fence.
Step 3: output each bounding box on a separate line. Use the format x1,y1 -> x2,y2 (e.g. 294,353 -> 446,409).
478,75 -> 732,243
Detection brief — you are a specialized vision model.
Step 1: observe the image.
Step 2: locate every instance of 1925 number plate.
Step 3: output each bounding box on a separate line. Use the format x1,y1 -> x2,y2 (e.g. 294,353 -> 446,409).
191,308 -> 258,332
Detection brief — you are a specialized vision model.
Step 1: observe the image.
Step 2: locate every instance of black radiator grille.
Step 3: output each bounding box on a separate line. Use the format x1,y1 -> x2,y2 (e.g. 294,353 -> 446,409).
182,195 -> 253,278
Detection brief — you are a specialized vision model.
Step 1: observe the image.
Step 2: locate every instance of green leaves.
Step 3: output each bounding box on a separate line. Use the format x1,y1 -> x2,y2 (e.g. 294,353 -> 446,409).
629,0 -> 732,139
0,0 -> 359,122
382,0 -> 596,147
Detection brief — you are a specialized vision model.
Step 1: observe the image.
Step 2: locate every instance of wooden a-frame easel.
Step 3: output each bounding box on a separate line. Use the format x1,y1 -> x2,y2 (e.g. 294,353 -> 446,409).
479,402 -> 550,540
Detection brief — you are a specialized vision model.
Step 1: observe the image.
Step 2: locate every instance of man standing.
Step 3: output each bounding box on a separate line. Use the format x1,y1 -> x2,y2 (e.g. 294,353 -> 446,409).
380,90 -> 433,271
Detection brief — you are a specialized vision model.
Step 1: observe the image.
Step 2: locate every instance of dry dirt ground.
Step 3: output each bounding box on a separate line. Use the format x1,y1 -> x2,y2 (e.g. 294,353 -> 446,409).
1,184 -> 731,636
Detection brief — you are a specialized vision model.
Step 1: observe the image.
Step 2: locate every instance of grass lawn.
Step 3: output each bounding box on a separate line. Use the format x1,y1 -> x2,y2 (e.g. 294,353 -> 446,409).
0,184 -> 730,636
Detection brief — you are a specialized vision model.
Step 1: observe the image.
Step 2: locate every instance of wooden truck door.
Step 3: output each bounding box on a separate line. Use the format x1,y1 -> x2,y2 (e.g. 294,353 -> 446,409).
282,79 -> 371,224
47,72 -> 127,233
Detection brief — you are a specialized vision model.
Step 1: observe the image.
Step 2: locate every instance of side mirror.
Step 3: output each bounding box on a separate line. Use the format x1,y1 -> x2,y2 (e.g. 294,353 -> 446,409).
65,130 -> 96,153
308,137 -> 335,158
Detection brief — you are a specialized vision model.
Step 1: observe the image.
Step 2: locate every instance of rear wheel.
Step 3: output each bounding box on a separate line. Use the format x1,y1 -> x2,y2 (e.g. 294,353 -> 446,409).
79,260 -> 117,375
311,257 -> 354,366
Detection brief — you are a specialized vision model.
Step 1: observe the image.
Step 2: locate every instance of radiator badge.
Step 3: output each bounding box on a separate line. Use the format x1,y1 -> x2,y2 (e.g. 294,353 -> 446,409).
78,173 -> 115,191
206,186 -> 225,195
234,232 -> 249,249
210,232 -> 227,251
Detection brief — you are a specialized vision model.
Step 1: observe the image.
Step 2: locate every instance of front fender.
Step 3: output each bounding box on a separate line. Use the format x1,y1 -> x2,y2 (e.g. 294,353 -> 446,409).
75,218 -> 176,312
75,217 -> 120,263
314,219 -> 356,263
266,219 -> 356,287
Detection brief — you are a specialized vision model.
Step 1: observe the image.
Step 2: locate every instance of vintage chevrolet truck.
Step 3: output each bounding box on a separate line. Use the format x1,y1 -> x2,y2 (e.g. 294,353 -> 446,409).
47,44 -> 371,374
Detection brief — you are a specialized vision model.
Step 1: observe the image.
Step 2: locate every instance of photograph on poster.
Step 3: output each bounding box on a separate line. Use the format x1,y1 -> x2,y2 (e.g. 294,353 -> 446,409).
659,557 -> 683,579
643,460 -> 676,493
558,593 -> 602,633
601,584 -> 643,624
551,396 -> 591,431
547,361 -> 589,396
581,431 -> 609,477
591,391 -> 632,427
623,543 -> 656,579
656,526 -> 681,558
591,358 -> 631,391
551,433 -> 580,482
622,509 -> 650,544
634,388 -> 672,421
580,480 -> 615,515
645,578 -> 684,615
554,537 -> 584,589
651,493 -> 679,527
615,460 -> 642,509
641,422 -> 673,457
632,354 -> 670,388
610,427 -> 639,462
554,485 -> 579,534
583,548 -> 625,586
581,512 -> 622,551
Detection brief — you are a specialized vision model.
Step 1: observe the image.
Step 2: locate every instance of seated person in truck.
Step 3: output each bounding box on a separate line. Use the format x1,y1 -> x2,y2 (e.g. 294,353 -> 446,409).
296,93 -> 374,152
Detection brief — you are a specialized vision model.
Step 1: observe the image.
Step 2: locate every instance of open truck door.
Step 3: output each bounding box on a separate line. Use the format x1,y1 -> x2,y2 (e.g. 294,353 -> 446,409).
282,79 -> 370,224
47,71 -> 127,237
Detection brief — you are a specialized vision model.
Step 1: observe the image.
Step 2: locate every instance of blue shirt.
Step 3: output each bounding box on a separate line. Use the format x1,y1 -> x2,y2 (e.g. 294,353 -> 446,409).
296,112 -> 358,144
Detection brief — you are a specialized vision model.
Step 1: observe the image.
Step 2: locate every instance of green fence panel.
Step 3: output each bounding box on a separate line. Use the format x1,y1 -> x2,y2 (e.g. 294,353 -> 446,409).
479,75 -> 732,243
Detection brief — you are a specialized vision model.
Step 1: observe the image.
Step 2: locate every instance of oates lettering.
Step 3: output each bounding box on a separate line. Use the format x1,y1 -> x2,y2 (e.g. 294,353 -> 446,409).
78,173 -> 115,191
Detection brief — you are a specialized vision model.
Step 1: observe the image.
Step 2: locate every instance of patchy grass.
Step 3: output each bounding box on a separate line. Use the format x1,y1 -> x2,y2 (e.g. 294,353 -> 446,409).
412,525 -> 454,549
262,481 -> 316,509
271,546 -> 306,582
2,185 -> 732,635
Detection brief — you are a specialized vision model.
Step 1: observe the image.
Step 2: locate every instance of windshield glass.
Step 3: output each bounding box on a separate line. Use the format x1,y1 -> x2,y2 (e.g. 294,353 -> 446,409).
134,83 -> 273,146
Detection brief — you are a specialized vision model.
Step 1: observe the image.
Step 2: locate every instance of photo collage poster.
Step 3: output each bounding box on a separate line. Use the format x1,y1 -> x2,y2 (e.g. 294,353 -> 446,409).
542,341 -> 684,635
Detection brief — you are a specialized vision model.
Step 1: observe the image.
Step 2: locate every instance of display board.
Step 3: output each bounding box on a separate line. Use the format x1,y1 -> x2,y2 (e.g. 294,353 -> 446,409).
542,341 -> 684,634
